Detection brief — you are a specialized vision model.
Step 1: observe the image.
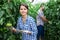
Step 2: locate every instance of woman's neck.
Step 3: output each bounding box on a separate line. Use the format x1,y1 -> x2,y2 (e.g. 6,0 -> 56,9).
22,15 -> 27,19
22,15 -> 27,24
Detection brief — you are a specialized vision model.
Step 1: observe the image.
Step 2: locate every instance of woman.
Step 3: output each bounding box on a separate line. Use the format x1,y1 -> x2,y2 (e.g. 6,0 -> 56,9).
13,3 -> 37,40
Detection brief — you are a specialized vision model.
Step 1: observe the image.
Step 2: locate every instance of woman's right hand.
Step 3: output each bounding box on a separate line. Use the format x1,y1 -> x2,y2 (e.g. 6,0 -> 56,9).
12,27 -> 16,32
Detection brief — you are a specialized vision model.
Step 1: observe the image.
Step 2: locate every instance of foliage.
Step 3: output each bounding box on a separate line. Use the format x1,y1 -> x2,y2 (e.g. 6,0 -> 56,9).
44,0 -> 60,40
0,0 -> 23,40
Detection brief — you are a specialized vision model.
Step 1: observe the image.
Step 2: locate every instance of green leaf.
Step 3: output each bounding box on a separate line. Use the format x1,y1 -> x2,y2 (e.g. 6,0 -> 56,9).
0,18 -> 5,25
0,10 -> 5,18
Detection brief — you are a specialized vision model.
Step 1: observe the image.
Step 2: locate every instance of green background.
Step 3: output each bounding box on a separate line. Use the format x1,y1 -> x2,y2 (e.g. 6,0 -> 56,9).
0,0 -> 60,40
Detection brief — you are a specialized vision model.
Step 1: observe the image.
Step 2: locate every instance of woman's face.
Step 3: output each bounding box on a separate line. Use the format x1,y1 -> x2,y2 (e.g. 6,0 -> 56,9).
19,5 -> 28,16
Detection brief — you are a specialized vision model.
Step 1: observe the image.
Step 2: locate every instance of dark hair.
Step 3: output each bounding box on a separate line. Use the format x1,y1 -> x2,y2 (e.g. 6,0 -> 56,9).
19,3 -> 28,10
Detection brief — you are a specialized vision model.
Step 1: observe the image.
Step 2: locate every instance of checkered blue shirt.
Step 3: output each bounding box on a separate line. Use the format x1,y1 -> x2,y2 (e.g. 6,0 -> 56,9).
16,15 -> 37,40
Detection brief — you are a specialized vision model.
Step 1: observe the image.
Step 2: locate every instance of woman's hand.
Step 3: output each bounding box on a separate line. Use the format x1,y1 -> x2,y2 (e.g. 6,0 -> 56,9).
27,32 -> 31,34
48,21 -> 52,24
12,27 -> 16,32
23,30 -> 32,34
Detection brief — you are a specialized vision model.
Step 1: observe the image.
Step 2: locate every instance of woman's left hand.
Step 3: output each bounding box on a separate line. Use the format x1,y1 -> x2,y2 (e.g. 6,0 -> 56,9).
27,32 -> 31,34
23,30 -> 31,34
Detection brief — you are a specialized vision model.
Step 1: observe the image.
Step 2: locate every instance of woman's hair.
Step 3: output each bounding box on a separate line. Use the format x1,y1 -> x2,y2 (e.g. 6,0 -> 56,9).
19,3 -> 28,10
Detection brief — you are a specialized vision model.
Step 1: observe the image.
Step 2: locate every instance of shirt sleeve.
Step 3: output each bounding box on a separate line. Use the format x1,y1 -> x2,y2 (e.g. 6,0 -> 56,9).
30,18 -> 38,36
16,18 -> 20,30
16,18 -> 21,33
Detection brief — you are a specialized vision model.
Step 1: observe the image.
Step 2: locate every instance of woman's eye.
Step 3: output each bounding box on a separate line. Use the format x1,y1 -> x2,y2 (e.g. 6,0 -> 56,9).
24,8 -> 27,10
20,8 -> 27,10
20,9 -> 23,10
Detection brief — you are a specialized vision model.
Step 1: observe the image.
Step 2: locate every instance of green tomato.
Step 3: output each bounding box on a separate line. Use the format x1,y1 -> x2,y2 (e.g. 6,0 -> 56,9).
6,23 -> 12,27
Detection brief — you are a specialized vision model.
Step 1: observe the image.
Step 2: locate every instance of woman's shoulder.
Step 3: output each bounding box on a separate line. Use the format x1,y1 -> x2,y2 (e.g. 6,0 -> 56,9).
17,16 -> 22,21
28,15 -> 35,21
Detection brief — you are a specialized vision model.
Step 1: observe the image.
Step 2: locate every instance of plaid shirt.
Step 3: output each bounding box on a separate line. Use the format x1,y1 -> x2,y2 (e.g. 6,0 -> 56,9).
16,15 -> 37,40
